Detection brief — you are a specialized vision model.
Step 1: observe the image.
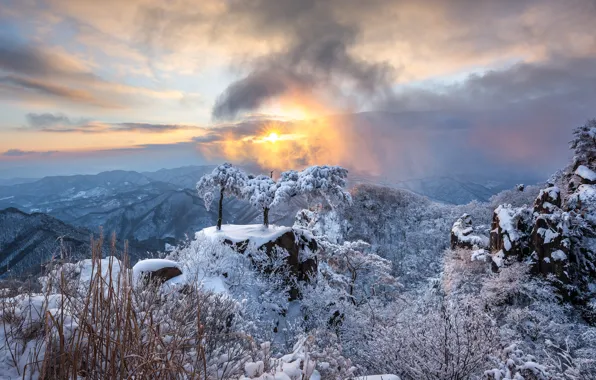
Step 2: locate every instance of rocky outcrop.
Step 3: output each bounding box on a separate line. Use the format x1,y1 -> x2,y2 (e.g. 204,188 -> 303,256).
450,214 -> 488,250
225,228 -> 319,299
530,213 -> 571,282
533,186 -> 561,214
489,205 -> 532,269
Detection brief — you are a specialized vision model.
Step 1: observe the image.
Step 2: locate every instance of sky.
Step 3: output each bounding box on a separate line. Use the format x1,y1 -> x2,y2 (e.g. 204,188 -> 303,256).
0,0 -> 595,181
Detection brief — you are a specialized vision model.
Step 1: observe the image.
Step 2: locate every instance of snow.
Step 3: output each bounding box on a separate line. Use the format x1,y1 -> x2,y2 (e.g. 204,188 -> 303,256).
570,184 -> 596,204
201,224 -> 292,247
133,258 -> 180,275
133,258 -> 183,283
451,214 -> 489,248
354,376 -> 400,380
494,205 -> 528,247
492,250 -> 505,268
199,275 -> 228,293
551,250 -> 567,261
575,165 -> 596,181
245,361 -> 265,377
471,248 -> 489,261
537,227 -> 559,244
0,196 -> 14,201
240,336 -> 331,380
78,256 -> 123,284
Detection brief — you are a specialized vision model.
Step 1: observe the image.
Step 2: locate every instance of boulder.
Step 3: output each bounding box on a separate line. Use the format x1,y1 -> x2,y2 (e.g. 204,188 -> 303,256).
133,259 -> 183,286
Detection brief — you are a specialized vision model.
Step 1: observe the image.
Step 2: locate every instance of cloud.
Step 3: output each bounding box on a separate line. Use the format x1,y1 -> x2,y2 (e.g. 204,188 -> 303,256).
211,0 -> 396,119
0,75 -> 121,108
24,113 -> 202,133
0,36 -> 187,109
2,149 -> 57,157
0,37 -> 97,80
26,113 -> 89,128
2,0 -> 596,181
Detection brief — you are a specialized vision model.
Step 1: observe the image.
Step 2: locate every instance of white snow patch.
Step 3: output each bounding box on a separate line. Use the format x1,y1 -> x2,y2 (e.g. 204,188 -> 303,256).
551,250 -> 567,262
471,248 -> 488,261
538,227 -> 559,244
78,257 -> 123,284
0,195 -> 14,201
202,224 -> 292,247
354,376 -> 400,380
133,259 -> 181,281
575,165 -> 596,181
451,214 -> 489,248
492,250 -> 505,268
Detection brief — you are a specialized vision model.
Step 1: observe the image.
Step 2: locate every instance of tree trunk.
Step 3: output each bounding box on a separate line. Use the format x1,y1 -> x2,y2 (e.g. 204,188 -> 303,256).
217,186 -> 224,231
263,207 -> 269,228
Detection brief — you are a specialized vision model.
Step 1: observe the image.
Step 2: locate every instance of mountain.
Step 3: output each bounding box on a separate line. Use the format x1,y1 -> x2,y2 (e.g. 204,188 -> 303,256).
0,177 -> 39,186
0,169 -> 258,253
0,208 -> 93,277
0,165 -> 531,261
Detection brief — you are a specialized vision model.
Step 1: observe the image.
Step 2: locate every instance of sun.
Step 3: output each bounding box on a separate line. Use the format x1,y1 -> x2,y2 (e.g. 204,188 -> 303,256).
262,132 -> 280,143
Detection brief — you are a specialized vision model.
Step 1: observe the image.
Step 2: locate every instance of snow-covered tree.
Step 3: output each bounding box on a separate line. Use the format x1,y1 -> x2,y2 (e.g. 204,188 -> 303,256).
196,163 -> 248,230
318,240 -> 397,305
272,169 -> 300,207
279,165 -> 351,209
243,174 -> 277,227
570,119 -> 596,169
298,165 -> 352,208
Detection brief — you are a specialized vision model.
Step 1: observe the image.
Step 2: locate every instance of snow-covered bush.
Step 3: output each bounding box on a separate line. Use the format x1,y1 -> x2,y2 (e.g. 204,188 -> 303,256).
484,342 -> 586,380
317,239 -> 398,305
353,298 -> 498,379
0,237 -> 258,379
240,332 -> 357,380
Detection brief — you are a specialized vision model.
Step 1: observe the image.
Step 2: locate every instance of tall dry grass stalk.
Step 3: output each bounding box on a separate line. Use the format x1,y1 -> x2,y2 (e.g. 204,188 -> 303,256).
1,232 -> 253,380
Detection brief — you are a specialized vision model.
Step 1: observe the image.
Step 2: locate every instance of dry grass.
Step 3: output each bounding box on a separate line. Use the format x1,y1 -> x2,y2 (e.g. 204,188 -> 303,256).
1,233 -> 255,380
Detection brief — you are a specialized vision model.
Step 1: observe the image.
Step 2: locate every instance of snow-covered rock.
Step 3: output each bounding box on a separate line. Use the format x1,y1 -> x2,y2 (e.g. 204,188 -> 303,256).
201,224 -> 318,299
450,213 -> 489,249
133,258 -> 183,285
489,205 -> 532,268
533,186 -> 561,214
575,164 -> 596,183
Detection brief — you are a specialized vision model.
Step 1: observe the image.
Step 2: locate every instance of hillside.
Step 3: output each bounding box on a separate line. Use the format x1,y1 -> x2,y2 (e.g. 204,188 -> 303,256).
0,207 -> 92,276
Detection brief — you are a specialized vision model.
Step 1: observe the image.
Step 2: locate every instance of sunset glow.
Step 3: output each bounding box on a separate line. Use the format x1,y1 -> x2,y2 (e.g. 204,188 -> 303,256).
261,132 -> 280,143
0,0 -> 594,179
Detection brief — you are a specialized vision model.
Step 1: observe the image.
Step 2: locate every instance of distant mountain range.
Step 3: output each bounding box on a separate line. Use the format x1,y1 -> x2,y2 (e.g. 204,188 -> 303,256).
0,165 -> 540,276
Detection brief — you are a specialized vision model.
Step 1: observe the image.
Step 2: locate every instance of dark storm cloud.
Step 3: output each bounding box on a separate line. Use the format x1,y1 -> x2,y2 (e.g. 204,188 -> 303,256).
374,57 -> 596,172
211,0 -> 396,119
